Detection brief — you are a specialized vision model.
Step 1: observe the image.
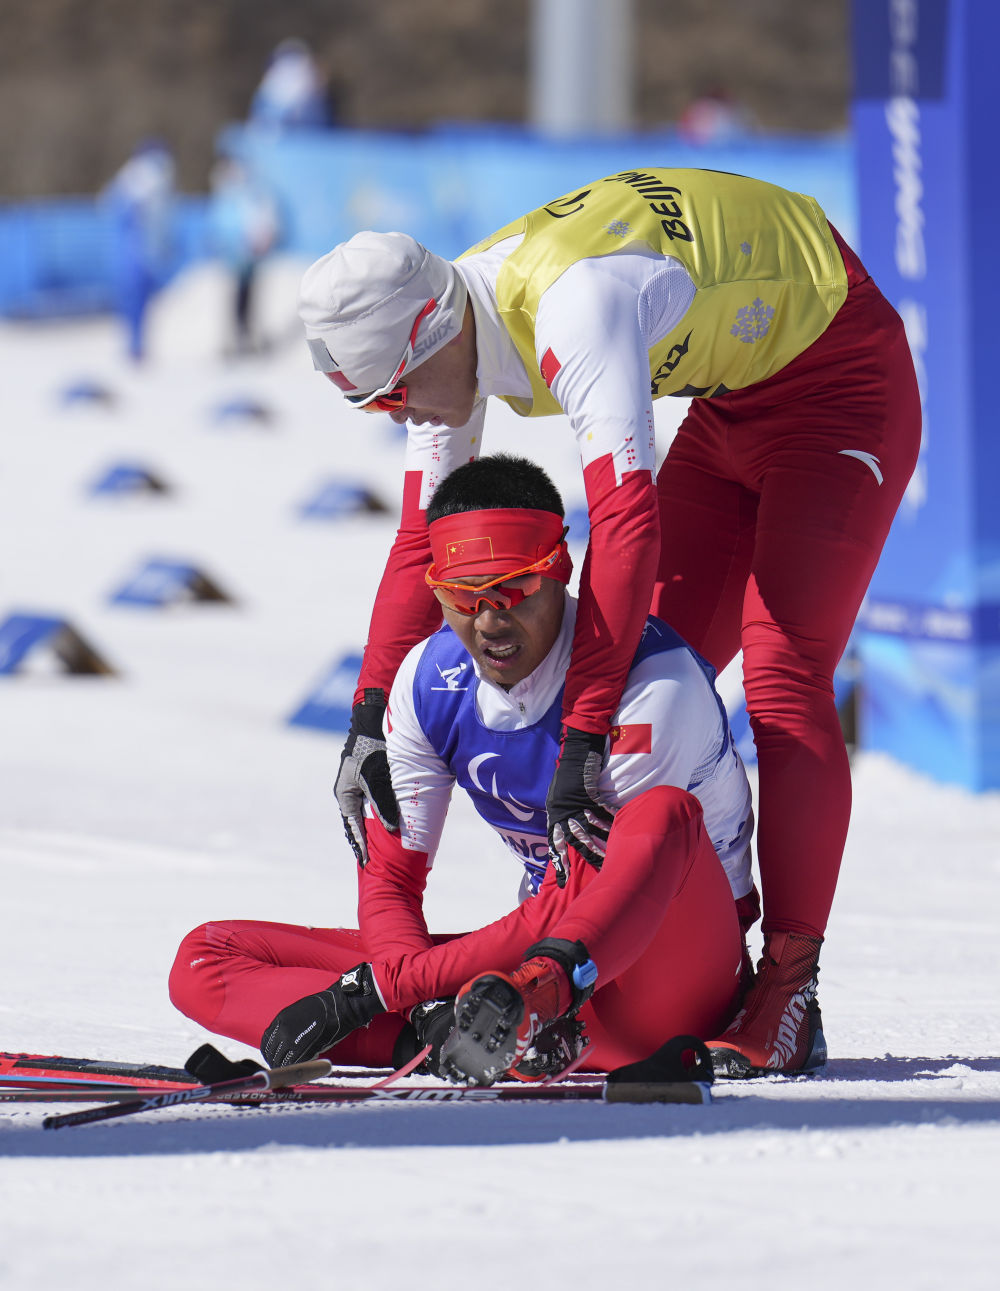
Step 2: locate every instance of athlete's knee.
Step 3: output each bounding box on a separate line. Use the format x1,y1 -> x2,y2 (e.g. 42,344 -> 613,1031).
614,785 -> 704,835
167,922 -> 233,1019
743,630 -> 837,718
745,661 -> 838,732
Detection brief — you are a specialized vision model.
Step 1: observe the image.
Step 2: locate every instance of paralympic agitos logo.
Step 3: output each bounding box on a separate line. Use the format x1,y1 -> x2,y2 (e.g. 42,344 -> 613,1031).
543,189 -> 592,218
543,174 -> 695,246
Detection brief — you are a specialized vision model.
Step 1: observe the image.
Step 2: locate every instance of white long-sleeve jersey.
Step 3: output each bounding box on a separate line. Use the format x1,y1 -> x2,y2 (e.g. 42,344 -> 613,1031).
385,591 -> 754,902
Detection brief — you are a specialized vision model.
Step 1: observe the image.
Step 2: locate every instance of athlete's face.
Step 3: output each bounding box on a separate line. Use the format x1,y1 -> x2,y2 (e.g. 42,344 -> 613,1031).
384,303 -> 479,429
440,575 -> 565,689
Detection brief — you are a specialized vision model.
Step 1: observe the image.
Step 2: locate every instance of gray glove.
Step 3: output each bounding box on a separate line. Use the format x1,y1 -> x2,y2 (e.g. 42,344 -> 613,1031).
334,689 -> 399,866
545,726 -> 614,886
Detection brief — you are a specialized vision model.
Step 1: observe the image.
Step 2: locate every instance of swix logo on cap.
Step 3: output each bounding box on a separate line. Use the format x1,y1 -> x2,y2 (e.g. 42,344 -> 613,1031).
540,348 -> 562,389
444,536 -> 495,567
609,723 -> 652,755
413,322 -> 451,363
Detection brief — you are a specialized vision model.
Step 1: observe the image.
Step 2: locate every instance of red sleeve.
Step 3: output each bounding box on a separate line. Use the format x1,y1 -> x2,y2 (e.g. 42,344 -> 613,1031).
562,456 -> 660,735
358,815 -> 434,959
354,470 -> 443,706
371,868 -> 578,1011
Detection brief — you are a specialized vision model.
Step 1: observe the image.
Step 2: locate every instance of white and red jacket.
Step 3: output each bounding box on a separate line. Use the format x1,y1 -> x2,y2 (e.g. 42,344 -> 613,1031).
355,237 -> 696,734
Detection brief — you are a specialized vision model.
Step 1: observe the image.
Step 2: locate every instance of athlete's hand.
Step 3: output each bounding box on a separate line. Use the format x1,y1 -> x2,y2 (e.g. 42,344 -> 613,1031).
334,689 -> 399,867
408,999 -> 456,1078
545,726 -> 614,886
261,965 -> 385,1068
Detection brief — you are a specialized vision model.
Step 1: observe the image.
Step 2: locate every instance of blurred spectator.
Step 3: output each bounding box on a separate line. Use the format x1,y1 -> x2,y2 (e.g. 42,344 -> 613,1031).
102,137 -> 176,362
249,38 -> 331,130
677,89 -> 754,147
208,153 -> 283,355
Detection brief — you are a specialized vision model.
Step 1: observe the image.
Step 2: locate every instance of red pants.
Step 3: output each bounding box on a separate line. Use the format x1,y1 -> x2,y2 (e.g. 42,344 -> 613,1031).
651,246 -> 921,939
170,786 -> 742,1071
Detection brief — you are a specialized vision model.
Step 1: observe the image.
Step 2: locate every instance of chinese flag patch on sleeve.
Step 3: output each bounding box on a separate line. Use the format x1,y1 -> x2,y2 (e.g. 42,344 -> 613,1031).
609,723 -> 652,755
540,347 -> 562,389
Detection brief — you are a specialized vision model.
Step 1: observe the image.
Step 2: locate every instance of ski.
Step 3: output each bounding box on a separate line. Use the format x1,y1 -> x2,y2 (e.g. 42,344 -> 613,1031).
231,1079 -> 712,1105
0,1043 -> 434,1104
5,1079 -> 711,1108
0,1048 -> 398,1089
2,1084 -> 195,1104
3,1073 -> 710,1108
6,1036 -> 714,1116
41,1059 -> 334,1130
0,1050 -> 194,1088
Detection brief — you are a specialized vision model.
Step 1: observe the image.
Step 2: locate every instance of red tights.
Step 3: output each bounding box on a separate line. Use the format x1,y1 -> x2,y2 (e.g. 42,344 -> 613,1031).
651,264 -> 921,937
170,786 -> 741,1071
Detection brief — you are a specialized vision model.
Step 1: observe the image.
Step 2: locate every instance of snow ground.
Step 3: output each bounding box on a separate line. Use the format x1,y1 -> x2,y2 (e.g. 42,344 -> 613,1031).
1,264 -> 998,1291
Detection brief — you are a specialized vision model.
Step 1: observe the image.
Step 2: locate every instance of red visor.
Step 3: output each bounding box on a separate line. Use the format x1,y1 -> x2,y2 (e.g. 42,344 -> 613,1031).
428,508 -> 571,581
426,508 -> 572,615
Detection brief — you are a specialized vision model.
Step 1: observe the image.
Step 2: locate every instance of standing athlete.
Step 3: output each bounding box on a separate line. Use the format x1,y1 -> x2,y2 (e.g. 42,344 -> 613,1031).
170,455 -> 758,1084
298,168 -> 921,1075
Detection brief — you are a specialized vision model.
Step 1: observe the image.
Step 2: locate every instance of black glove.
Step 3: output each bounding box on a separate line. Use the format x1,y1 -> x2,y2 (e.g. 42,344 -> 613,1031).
334,688 -> 399,867
260,963 -> 385,1067
408,998 -> 456,1077
545,726 -> 614,886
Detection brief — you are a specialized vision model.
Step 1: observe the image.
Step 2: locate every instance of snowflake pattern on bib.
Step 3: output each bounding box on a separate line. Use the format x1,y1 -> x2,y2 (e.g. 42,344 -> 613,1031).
730,297 -> 775,343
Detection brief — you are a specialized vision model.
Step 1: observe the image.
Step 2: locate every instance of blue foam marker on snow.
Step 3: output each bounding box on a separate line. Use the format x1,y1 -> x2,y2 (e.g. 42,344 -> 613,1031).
0,614 -> 62,674
288,652 -> 364,733
88,463 -> 169,497
0,612 -> 115,675
209,397 -> 275,426
58,379 -> 116,408
297,480 -> 387,519
109,559 -> 232,608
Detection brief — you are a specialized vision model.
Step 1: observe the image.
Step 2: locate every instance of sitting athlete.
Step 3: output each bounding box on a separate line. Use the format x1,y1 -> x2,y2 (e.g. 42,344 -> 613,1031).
169,455 -> 785,1085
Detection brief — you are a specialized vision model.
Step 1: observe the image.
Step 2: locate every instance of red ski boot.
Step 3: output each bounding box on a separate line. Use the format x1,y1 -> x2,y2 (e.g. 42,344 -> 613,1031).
707,931 -> 826,1078
440,938 -> 597,1086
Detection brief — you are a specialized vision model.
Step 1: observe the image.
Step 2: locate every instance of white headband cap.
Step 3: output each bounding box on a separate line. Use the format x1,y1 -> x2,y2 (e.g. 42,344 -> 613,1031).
298,231 -> 467,398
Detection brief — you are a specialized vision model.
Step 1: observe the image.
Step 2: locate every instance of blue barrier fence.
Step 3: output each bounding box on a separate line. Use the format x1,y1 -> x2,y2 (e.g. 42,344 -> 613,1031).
1,125 -> 855,319
0,196 -> 210,319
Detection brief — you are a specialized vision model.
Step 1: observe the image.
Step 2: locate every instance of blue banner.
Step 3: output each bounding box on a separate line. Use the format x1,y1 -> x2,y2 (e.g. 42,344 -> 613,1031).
852,0 -> 1000,788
